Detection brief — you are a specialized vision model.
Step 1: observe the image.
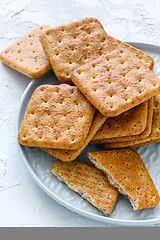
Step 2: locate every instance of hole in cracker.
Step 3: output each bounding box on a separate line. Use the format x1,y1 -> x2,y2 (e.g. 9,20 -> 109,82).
67,126 -> 71,130
86,44 -> 89,47
123,86 -> 127,90
39,136 -> 42,139
106,57 -> 110,61
126,163 -> 130,167
110,165 -> 113,168
92,87 -> 97,92
44,99 -> 48,103
75,102 -> 79,105
28,34 -> 32,37
23,134 -> 26,138
120,50 -> 123,54
17,42 -> 20,45
71,89 -> 74,94
40,27 -> 43,30
136,66 -> 140,70
59,40 -> 62,43
63,113 -> 67,117
36,68 -> 39,71
30,42 -> 33,45
51,125 -> 54,129
110,105 -> 113,109
40,88 -> 44,91
120,61 -> 124,65
69,61 -> 72,65
128,151 -> 132,155
92,64 -> 96,68
110,94 -> 113,97
137,187 -> 140,190
20,59 -> 23,62
79,115 -> 83,118
18,50 -> 21,53
140,173 -> 143,177
122,73 -> 126,77
31,111 -> 35,115
125,113 -> 129,117
78,71 -> 82,75
47,112 -> 51,116
133,124 -> 137,127
92,75 -> 96,79
55,88 -> 59,93
101,37 -> 105,42
35,124 -> 38,129
5,51 -> 8,54
116,125 -> 119,129
66,73 -> 69,77
154,105 -> 157,108
72,138 -> 75,142
61,28 -> 64,32
139,90 -> 142,94
34,59 -> 38,62
99,52 -> 102,56
32,50 -> 35,53
108,81 -> 112,84
59,100 -> 63,104
84,56 -> 88,60
124,98 -> 128,101
73,35 -> 77,39
123,176 -> 126,179
56,52 -> 59,56
106,68 -> 110,72
153,83 -> 157,87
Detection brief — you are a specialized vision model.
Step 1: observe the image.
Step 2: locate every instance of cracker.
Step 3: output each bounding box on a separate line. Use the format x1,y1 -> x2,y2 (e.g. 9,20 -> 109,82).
18,84 -> 95,150
108,35 -> 154,70
88,148 -> 160,210
91,101 -> 148,143
42,111 -> 106,161
51,160 -> 119,216
39,17 -> 114,83
0,26 -> 51,78
71,48 -> 160,117
102,95 -> 160,149
91,98 -> 153,144
132,139 -> 160,148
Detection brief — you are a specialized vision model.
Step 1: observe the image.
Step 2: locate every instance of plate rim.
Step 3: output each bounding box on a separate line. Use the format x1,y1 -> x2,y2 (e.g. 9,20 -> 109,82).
16,42 -> 160,226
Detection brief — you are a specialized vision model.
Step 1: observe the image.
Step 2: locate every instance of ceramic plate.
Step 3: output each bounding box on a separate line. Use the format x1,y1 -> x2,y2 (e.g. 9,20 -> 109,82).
17,42 -> 160,226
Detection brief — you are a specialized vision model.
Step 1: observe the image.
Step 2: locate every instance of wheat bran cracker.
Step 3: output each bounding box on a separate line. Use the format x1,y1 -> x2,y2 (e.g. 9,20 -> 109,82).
51,160 -> 119,216
101,95 -> 160,149
18,84 -> 95,150
91,98 -> 153,144
71,48 -> 160,117
88,148 -> 160,210
0,26 -> 51,78
39,17 -> 115,83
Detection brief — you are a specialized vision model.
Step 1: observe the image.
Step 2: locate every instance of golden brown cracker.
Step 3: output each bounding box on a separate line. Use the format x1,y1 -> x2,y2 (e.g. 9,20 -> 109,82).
72,48 -> 160,117
51,160 -> 119,216
18,84 -> 95,150
101,95 -> 160,149
42,111 -> 106,161
108,35 -> 154,70
91,101 -> 148,142
0,26 -> 51,78
88,148 -> 160,210
132,139 -> 160,148
39,17 -> 114,83
91,98 -> 153,144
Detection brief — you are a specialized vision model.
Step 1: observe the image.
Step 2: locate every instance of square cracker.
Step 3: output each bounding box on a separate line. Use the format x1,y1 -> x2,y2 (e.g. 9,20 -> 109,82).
18,84 -> 95,150
91,100 -> 148,143
71,48 -> 160,117
0,26 -> 51,78
39,17 -> 114,83
108,35 -> 154,70
102,94 -> 160,149
91,98 -> 153,144
51,160 -> 119,216
41,111 -> 106,161
88,148 -> 160,210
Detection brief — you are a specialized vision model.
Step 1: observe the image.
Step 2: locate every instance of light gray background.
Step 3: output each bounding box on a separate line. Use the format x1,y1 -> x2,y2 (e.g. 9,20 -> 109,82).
0,0 -> 160,227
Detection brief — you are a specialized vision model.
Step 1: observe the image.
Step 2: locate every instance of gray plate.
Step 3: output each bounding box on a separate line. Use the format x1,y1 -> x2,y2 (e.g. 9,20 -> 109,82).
17,42 -> 160,226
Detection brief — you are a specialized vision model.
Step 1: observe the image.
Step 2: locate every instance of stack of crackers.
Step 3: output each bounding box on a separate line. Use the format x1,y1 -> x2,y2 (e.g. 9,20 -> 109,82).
1,17 -> 160,216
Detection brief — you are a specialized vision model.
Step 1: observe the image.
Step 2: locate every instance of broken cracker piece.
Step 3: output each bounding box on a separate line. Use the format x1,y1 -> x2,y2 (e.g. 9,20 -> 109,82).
51,160 -> 119,216
88,148 -> 160,210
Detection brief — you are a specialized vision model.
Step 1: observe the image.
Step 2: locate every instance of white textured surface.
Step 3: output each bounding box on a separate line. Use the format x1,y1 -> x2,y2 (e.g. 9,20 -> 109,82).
1,0 -> 160,227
